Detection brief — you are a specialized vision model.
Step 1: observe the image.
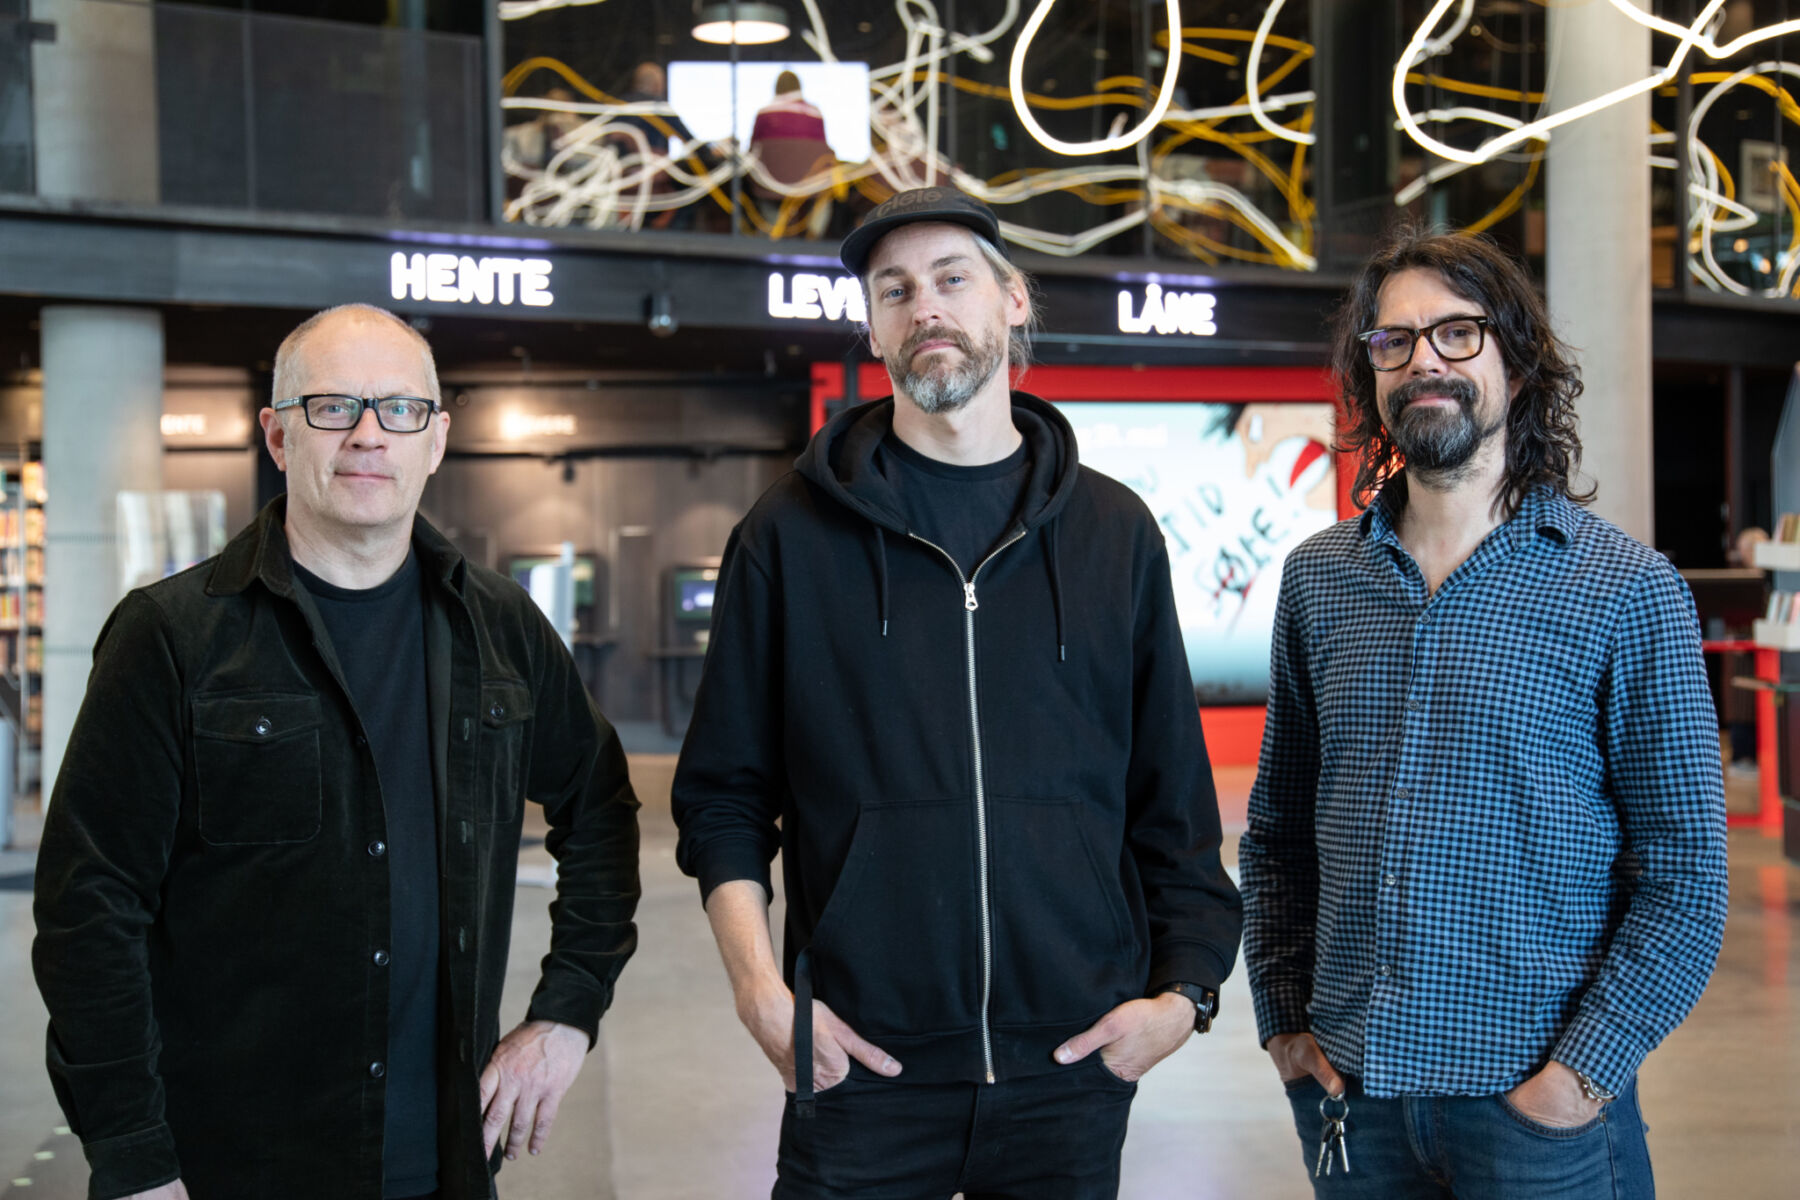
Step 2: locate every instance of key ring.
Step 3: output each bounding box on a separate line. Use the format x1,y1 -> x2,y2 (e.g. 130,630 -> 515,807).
1319,1092 -> 1349,1122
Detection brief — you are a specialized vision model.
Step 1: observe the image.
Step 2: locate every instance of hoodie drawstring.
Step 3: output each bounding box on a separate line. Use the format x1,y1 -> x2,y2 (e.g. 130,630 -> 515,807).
1046,518 -> 1066,663
873,526 -> 891,637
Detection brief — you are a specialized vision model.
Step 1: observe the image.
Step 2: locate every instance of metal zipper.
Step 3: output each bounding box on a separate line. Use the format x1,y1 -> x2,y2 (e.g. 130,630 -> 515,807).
908,527 -> 1026,1084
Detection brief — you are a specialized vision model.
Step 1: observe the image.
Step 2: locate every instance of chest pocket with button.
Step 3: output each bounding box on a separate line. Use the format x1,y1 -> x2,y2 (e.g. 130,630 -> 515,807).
478,679 -> 534,824
192,693 -> 324,845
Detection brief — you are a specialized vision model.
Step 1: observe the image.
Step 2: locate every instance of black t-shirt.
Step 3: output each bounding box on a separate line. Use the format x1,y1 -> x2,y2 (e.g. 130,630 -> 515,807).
294,553 -> 440,1200
878,433 -> 1031,576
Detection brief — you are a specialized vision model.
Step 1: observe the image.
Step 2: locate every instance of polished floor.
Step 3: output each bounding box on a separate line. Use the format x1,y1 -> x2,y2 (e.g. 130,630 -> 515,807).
0,757 -> 1795,1199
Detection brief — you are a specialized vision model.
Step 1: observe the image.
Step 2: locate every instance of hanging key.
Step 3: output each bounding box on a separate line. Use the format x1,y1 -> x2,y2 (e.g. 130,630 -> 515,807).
1315,1093 -> 1351,1177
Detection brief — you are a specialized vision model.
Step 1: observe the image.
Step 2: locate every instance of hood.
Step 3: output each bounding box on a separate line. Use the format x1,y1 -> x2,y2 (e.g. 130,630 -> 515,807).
792,391 -> 1083,658
793,391 -> 1082,534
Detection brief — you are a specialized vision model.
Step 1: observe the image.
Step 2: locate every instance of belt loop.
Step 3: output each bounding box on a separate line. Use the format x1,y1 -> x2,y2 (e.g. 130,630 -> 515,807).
794,947 -> 816,1118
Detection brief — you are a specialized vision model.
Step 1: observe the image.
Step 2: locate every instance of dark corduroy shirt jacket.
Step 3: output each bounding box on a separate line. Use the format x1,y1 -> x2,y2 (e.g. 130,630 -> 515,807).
32,500 -> 641,1200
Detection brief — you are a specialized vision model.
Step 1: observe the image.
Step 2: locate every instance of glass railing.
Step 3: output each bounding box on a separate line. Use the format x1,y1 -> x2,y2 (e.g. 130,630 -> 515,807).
3,0 -> 484,223
495,0 -> 1323,269
2,0 -> 1797,302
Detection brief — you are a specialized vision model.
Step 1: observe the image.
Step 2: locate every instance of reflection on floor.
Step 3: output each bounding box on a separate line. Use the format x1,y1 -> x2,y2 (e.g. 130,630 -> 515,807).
0,758 -> 1793,1198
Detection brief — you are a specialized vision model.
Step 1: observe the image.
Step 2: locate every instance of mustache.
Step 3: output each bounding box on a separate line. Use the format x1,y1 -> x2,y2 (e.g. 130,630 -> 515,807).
900,326 -> 975,360
1387,374 -> 1479,411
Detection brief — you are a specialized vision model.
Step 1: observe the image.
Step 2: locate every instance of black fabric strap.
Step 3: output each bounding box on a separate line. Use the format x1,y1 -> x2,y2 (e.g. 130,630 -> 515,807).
793,947 -> 816,1118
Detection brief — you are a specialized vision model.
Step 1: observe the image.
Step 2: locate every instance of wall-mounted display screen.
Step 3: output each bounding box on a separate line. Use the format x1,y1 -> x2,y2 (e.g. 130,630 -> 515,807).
671,568 -> 718,622
1057,401 -> 1338,704
508,554 -> 598,610
666,60 -> 872,162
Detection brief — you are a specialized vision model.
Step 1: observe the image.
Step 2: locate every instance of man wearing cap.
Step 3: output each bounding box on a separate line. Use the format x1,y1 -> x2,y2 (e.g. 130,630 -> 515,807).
673,188 -> 1243,1197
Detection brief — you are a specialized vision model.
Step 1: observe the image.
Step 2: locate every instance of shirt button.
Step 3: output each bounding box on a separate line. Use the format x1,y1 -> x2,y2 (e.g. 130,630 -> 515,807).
1406,699 -> 1422,711
1378,965 -> 1393,977
1395,787 -> 1411,799
1383,874 -> 1398,887
367,840 -> 387,857
489,702 -> 506,720
355,734 -> 368,747
372,949 -> 390,966
369,1061 -> 386,1078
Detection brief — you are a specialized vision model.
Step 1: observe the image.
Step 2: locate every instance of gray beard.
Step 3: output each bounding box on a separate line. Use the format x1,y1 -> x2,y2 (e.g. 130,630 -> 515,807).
890,330 -> 1005,415
1384,376 -> 1504,488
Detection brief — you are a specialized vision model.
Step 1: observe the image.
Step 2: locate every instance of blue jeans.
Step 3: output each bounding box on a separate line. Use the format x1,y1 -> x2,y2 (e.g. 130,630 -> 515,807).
1283,1074 -> 1654,1198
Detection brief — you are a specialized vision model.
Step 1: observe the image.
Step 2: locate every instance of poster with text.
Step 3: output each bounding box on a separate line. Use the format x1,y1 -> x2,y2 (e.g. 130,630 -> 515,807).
1058,401 -> 1338,704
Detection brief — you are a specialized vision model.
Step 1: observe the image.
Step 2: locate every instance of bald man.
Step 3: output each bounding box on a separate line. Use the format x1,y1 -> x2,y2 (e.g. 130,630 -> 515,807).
34,304 -> 640,1200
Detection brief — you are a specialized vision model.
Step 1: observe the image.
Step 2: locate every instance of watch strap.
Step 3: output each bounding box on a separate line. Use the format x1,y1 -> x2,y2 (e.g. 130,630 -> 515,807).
1152,981 -> 1219,1034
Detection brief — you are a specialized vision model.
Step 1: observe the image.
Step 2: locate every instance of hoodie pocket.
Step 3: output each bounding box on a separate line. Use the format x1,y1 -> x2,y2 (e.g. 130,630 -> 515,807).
988,796 -> 1135,1018
807,798 -> 982,1038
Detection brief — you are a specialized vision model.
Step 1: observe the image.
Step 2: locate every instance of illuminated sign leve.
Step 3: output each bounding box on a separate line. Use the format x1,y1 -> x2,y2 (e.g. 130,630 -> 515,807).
767,272 -> 867,322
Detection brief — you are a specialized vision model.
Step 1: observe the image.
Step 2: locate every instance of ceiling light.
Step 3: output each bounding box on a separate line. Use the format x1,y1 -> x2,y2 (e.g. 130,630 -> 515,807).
692,3 -> 789,45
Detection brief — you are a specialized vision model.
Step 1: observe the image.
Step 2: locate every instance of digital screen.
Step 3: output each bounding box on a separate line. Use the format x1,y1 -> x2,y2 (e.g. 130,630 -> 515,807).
671,568 -> 718,621
666,61 -> 872,162
508,555 -> 597,609
1056,401 -> 1338,704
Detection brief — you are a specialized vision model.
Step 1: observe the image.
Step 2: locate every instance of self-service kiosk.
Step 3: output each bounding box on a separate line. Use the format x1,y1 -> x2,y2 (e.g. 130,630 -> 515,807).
655,560 -> 720,735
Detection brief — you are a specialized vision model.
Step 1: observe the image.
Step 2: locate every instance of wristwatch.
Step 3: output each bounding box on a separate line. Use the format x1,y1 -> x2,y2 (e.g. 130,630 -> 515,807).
1152,981 -> 1219,1034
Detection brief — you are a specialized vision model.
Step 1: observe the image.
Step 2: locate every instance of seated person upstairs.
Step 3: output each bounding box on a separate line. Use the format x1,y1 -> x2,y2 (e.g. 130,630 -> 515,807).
618,61 -> 695,156
749,70 -> 834,187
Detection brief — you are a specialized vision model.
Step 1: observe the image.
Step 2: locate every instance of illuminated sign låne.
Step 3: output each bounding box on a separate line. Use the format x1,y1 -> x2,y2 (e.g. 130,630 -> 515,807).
1117,284 -> 1217,337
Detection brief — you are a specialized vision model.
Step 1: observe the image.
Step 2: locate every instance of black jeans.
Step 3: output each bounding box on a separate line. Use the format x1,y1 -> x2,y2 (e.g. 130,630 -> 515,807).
774,1059 -> 1138,1200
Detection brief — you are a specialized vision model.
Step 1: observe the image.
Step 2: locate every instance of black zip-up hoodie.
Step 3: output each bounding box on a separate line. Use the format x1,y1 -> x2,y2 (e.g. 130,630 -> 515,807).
673,393 -> 1242,1085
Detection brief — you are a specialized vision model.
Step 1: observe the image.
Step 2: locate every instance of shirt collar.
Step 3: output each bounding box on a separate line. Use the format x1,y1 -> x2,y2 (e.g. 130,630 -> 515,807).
1508,484 -> 1579,549
1357,477 -> 1578,550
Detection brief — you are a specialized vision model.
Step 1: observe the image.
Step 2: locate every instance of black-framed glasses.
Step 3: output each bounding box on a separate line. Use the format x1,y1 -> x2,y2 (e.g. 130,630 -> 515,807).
1357,316 -> 1490,372
272,393 -> 441,433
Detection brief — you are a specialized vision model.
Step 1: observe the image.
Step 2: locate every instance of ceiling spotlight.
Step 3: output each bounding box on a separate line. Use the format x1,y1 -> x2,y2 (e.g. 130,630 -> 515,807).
692,2 -> 790,45
646,291 -> 679,338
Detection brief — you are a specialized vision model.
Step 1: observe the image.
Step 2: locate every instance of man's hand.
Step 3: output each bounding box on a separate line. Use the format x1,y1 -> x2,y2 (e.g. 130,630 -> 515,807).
738,980 -> 902,1092
479,1020 -> 589,1161
121,1184 -> 189,1200
1051,994 -> 1195,1082
1267,1031 -> 1346,1096
1504,1061 -> 1604,1128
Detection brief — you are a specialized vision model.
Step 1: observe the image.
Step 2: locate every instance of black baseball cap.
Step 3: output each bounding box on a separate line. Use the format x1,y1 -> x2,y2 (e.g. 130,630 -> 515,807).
840,187 -> 1009,275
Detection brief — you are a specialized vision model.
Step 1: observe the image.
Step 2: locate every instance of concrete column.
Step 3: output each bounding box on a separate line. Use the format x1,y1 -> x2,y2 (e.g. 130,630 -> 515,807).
1545,0 -> 1653,543
30,0 -> 160,203
40,306 -> 163,796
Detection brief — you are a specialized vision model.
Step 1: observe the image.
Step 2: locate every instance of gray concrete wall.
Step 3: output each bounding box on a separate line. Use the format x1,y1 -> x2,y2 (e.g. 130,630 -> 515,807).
421,451 -> 787,726
30,0 -> 160,203
40,305 -> 164,795
1546,0 -> 1653,542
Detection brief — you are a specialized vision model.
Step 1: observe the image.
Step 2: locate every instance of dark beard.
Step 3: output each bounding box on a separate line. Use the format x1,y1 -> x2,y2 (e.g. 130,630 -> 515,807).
886,324 -> 1005,415
1383,375 -> 1504,486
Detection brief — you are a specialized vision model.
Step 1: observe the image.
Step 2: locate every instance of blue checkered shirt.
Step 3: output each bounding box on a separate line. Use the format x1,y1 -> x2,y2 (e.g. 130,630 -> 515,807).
1240,484 -> 1729,1098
